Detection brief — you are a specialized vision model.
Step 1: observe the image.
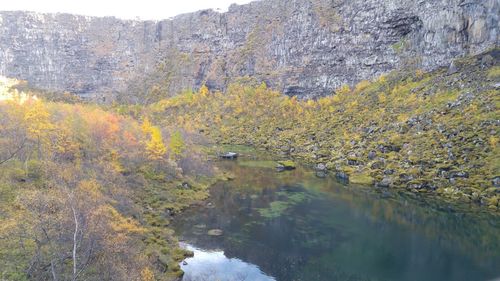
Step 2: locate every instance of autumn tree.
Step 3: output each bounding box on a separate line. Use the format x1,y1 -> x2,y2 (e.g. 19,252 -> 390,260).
146,127 -> 167,161
24,100 -> 53,152
199,84 -> 209,97
169,131 -> 185,161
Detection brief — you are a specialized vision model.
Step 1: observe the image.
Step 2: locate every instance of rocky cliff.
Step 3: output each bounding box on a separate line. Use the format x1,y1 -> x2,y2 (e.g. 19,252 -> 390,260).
0,0 -> 498,100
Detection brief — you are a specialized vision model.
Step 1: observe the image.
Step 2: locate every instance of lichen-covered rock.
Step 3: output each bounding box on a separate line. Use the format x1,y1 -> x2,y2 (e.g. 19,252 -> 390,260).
277,160 -> 296,171
0,0 -> 498,100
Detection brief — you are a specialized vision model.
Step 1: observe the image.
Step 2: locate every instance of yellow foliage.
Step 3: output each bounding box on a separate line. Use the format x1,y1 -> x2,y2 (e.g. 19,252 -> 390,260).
490,136 -> 498,149
378,93 -> 387,103
332,95 -> 341,104
354,80 -> 371,92
348,100 -> 358,109
106,205 -> 145,234
318,97 -> 332,108
306,100 -> 316,108
141,117 -> 153,135
24,101 -> 54,141
397,113 -> 410,123
146,126 -> 167,160
77,180 -> 101,200
487,66 -> 500,79
415,69 -> 425,79
336,84 -> 351,96
199,84 -> 209,97
377,74 -> 387,84
53,126 -> 80,157
141,267 -> 155,281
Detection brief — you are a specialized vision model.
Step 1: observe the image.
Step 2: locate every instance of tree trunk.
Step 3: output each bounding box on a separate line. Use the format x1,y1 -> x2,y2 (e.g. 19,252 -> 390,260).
71,205 -> 78,281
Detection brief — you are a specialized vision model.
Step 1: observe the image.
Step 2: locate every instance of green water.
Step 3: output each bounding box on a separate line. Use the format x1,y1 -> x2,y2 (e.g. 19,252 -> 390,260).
174,152 -> 500,281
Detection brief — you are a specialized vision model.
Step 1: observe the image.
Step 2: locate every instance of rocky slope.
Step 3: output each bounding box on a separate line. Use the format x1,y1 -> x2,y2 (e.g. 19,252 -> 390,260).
149,49 -> 499,211
0,0 -> 498,100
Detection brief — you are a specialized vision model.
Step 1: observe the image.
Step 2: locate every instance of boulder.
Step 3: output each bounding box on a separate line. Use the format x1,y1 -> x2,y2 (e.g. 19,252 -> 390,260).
276,160 -> 296,171
492,177 -> 500,188
335,171 -> 349,184
316,163 -> 327,171
368,151 -> 377,160
447,61 -> 458,75
207,229 -> 224,236
220,152 -> 238,159
316,171 -> 327,178
376,177 -> 393,188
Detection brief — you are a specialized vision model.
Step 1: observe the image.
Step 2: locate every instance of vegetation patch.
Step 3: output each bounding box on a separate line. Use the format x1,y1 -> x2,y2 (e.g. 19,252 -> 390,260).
0,77 -> 220,280
149,49 -> 499,212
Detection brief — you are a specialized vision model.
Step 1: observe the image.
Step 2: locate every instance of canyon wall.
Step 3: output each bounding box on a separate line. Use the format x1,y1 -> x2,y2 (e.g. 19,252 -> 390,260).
0,0 -> 498,100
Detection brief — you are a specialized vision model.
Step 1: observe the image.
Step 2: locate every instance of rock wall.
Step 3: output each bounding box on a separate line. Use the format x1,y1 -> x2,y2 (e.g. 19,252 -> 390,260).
0,0 -> 498,100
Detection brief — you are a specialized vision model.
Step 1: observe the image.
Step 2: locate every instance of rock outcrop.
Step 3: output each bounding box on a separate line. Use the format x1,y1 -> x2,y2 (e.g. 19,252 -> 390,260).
0,0 -> 498,100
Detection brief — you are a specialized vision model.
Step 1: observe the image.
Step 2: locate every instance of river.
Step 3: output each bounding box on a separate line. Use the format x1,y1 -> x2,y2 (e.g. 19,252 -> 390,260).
173,149 -> 500,281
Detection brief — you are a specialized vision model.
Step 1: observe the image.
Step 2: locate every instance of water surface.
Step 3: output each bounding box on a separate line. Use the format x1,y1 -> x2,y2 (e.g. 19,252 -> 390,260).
174,153 -> 500,281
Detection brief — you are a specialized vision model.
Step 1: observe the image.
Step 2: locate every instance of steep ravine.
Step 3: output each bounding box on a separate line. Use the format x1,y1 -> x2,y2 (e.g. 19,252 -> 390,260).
0,0 -> 498,100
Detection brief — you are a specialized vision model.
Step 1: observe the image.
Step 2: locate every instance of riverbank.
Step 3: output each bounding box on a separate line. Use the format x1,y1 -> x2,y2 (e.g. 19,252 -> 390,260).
172,151 -> 500,281
150,49 -> 499,212
0,82 -> 227,280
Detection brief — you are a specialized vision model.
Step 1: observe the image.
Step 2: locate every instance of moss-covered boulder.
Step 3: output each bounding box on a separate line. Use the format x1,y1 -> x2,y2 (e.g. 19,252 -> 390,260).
277,160 -> 297,171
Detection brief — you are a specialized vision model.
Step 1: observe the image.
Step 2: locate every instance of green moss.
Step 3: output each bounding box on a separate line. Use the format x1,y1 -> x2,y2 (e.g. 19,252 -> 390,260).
487,66 -> 500,79
349,173 -> 374,185
277,160 -> 297,169
257,201 -> 289,218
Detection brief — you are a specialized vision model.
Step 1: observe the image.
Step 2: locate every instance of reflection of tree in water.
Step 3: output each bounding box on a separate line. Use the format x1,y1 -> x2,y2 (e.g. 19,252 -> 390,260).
176,183 -> 350,280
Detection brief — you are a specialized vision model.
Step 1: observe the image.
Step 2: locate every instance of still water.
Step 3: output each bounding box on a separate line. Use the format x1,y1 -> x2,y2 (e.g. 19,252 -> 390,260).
173,152 -> 500,281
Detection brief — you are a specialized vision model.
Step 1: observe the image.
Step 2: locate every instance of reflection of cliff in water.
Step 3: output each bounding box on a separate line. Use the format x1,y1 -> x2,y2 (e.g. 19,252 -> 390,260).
174,160 -> 500,281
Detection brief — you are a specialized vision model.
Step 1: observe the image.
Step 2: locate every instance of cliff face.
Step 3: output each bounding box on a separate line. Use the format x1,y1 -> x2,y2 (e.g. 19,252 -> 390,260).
0,0 -> 498,99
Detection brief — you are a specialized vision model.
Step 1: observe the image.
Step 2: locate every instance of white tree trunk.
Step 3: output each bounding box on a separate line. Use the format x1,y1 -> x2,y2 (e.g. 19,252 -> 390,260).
71,205 -> 78,281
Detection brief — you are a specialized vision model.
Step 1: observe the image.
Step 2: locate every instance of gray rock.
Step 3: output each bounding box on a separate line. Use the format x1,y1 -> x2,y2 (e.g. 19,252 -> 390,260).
371,161 -> 385,170
207,229 -> 224,236
348,159 -> 360,166
447,61 -> 458,75
315,171 -> 327,178
481,54 -> 494,67
368,151 -> 377,160
492,177 -> 500,188
384,169 -> 395,175
0,0 -> 497,100
335,171 -> 349,182
377,177 -> 393,188
399,173 -> 414,183
316,163 -> 327,171
276,160 -> 296,171
448,171 -> 470,179
220,152 -> 238,159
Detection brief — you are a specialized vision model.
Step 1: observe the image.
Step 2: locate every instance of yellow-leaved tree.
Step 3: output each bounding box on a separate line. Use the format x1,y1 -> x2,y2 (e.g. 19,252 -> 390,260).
199,84 -> 209,97
142,117 -> 167,160
141,117 -> 153,135
24,100 -> 53,154
140,267 -> 155,281
147,127 -> 167,161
